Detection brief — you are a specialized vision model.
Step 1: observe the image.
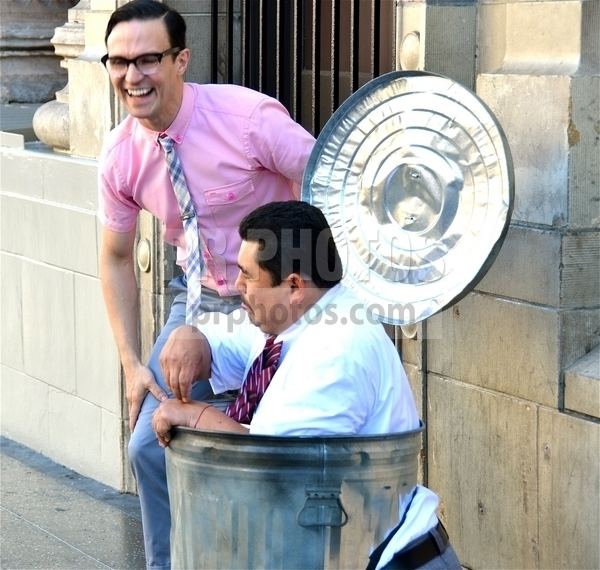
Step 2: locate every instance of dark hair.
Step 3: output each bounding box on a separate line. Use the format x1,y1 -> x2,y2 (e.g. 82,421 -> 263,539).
104,0 -> 186,50
239,201 -> 343,289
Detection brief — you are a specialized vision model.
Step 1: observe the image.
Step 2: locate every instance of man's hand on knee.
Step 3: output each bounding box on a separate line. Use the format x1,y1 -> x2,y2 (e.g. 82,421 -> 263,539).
160,325 -> 211,402
125,364 -> 168,431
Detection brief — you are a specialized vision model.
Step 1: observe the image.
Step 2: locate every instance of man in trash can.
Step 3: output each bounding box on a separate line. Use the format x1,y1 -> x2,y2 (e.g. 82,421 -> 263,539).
152,200 -> 461,569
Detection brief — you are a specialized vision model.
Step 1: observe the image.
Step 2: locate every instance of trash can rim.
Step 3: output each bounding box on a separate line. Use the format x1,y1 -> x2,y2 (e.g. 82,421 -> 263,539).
172,420 -> 424,444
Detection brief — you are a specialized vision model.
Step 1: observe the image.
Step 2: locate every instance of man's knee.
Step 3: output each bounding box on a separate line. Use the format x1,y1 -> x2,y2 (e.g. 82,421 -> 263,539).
128,422 -> 163,471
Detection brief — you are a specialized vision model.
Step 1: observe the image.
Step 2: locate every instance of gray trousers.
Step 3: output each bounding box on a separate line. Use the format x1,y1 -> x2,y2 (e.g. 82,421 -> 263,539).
128,281 -> 240,570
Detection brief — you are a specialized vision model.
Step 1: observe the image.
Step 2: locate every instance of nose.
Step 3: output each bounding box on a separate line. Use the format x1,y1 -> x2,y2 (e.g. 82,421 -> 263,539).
124,61 -> 144,82
234,271 -> 245,294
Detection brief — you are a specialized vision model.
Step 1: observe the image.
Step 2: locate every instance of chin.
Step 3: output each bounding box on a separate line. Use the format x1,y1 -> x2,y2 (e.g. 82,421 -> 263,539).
254,321 -> 269,333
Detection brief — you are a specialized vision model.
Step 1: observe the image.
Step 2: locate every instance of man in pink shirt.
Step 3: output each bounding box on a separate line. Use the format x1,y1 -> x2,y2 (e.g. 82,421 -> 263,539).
97,1 -> 314,567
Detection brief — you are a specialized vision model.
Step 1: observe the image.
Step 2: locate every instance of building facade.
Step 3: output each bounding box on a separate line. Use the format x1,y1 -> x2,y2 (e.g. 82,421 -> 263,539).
1,1 -> 598,567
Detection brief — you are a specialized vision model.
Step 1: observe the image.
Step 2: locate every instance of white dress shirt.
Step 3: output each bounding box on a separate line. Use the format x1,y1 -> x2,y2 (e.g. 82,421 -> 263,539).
208,284 -> 419,435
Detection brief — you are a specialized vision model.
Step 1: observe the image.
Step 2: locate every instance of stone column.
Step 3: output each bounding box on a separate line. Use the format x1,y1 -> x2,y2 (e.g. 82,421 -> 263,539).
32,1 -> 88,151
32,0 -> 114,156
0,0 -> 77,139
475,1 -> 600,411
67,0 -> 116,158
472,4 -> 600,565
0,0 -> 77,103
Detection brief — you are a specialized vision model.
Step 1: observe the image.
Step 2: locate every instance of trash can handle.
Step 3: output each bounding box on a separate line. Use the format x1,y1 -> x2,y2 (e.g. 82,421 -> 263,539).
297,487 -> 348,528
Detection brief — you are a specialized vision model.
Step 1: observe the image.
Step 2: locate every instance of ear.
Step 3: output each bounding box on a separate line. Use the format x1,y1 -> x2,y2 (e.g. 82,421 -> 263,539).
176,48 -> 190,76
287,273 -> 307,304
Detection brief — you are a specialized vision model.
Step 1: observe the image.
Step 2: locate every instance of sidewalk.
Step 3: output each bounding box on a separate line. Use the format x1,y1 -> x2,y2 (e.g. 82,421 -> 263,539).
0,437 -> 146,569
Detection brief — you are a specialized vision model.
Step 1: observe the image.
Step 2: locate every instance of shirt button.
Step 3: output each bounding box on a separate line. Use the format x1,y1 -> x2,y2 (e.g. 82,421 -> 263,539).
226,192 -> 235,201
203,252 -> 210,259
217,279 -> 225,286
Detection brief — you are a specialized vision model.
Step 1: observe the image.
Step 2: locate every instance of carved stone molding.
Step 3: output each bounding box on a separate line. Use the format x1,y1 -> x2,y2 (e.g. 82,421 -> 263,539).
32,0 -> 88,151
0,0 -> 77,103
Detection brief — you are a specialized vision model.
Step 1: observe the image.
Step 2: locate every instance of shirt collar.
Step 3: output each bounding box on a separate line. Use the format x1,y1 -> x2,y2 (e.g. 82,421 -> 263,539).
143,83 -> 194,145
274,283 -> 343,345
162,83 -> 194,144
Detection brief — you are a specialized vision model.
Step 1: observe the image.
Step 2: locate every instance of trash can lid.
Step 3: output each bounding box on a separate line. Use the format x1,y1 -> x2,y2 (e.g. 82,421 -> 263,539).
302,70 -> 514,325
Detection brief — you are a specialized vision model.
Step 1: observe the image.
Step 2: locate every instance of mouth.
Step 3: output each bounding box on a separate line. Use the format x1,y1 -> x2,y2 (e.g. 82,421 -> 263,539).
240,300 -> 256,318
126,87 -> 153,97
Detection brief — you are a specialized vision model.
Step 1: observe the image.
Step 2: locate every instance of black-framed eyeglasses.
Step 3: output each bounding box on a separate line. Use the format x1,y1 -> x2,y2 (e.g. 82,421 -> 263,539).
101,47 -> 182,77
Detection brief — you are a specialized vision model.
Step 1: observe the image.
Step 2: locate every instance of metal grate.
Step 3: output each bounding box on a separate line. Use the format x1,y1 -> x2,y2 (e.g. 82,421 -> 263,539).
210,0 -> 396,136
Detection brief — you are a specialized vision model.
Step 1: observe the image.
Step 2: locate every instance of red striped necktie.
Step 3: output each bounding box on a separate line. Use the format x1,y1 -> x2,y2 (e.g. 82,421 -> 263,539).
225,335 -> 283,424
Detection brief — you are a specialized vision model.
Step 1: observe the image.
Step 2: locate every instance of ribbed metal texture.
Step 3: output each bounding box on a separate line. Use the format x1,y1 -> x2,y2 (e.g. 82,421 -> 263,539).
167,426 -> 423,569
303,70 -> 514,325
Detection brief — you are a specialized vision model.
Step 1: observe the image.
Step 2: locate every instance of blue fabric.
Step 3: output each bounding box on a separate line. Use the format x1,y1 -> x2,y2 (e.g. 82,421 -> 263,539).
128,284 -> 240,569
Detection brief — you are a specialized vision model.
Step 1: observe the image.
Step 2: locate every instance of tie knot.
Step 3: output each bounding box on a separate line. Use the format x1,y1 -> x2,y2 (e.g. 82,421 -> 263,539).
158,134 -> 174,153
262,336 -> 282,369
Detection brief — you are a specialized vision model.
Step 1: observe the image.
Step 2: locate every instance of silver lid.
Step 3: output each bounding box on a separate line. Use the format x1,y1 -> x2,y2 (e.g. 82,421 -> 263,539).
302,71 -> 514,325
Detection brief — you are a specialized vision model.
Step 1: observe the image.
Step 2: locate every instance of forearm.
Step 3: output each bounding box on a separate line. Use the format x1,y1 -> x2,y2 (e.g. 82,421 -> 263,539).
99,244 -> 141,372
191,403 -> 249,434
153,400 -> 248,446
99,227 -> 169,428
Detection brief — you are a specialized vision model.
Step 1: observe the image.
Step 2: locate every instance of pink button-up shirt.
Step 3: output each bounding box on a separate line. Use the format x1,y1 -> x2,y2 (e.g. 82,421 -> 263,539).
98,83 -> 315,296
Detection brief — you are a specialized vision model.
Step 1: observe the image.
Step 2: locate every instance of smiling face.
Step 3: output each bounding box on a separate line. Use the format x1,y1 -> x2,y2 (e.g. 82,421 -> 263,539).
235,240 -> 299,336
105,18 -> 189,132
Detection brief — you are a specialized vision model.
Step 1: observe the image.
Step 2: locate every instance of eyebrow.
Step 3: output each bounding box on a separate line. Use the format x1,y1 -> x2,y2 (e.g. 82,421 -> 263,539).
107,49 -> 170,59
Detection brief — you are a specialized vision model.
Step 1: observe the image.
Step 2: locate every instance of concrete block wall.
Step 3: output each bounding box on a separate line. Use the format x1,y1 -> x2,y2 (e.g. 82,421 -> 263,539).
426,375 -> 600,569
0,1 -> 597,567
419,296 -> 600,568
0,133 -> 125,490
400,0 -> 599,568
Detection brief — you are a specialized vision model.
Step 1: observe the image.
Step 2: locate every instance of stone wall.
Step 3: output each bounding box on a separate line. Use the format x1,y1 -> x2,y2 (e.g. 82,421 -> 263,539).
0,133 -> 125,489
0,0 -> 598,566
400,1 -> 599,568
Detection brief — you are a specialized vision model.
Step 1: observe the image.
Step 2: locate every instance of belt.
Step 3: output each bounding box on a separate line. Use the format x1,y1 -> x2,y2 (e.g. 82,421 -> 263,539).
382,522 -> 449,570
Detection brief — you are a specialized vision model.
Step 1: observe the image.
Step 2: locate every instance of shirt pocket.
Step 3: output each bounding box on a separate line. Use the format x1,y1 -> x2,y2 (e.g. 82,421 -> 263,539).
202,178 -> 259,253
204,178 -> 255,207
201,178 -> 257,256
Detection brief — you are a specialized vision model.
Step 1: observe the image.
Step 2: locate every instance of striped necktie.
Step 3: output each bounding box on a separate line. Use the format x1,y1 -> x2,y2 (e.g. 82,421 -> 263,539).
225,336 -> 283,424
158,134 -> 205,324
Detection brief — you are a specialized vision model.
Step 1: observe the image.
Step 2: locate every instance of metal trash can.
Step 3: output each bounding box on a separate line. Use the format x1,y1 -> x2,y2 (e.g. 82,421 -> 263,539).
166,425 -> 423,569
